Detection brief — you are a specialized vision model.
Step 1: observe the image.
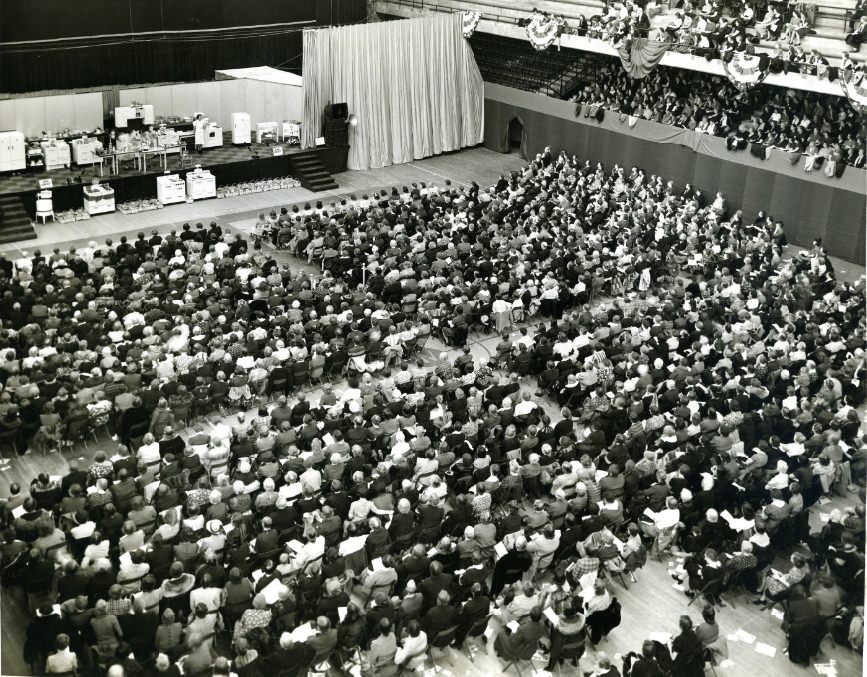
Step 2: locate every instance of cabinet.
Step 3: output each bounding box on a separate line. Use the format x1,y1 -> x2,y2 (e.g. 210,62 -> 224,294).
26,146 -> 44,171
114,105 -> 155,128
82,184 -> 115,215
0,131 -> 26,172
71,138 -> 103,165
185,169 -> 216,200
40,140 -> 71,171
156,174 -> 186,205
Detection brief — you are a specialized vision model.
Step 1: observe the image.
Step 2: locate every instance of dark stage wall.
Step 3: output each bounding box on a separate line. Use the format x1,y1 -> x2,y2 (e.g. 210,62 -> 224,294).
484,84 -> 866,264
0,0 -> 367,93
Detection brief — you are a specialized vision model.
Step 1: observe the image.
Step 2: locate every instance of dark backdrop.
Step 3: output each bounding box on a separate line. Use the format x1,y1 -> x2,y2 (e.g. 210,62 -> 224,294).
484,94 -> 866,264
0,0 -> 367,92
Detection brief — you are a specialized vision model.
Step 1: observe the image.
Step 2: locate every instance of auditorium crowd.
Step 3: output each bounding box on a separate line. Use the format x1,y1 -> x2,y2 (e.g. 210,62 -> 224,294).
574,0 -> 857,59
0,146 -> 864,677
572,60 -> 867,171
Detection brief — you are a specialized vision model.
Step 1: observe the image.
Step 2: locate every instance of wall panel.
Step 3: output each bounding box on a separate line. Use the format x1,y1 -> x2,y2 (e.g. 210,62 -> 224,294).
73,93 -> 104,131
263,83 -> 287,124
43,95 -> 77,134
14,99 -> 46,137
195,83 -> 225,128
169,87 -> 198,120
0,101 -> 16,132
221,80 -> 248,126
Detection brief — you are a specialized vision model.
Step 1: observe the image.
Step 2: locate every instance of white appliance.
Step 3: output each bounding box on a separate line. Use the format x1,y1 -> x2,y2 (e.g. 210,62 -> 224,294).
256,121 -> 279,144
114,104 -> 155,128
203,124 -> 223,149
156,174 -> 186,205
71,137 -> 103,165
185,167 -> 216,200
231,113 -> 251,145
0,131 -> 26,172
40,140 -> 71,171
82,183 -> 115,215
282,121 -> 301,145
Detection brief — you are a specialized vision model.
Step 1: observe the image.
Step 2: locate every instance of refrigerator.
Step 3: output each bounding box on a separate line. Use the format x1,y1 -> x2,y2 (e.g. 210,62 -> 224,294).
0,131 -> 26,172
232,112 -> 251,145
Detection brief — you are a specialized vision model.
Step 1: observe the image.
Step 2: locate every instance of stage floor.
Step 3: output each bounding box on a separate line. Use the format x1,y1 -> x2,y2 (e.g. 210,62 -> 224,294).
0,133 -> 300,197
0,147 -> 529,253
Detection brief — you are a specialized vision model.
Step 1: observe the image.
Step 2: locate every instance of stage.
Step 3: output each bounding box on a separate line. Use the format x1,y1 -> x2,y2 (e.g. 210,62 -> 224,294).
0,134 -> 348,219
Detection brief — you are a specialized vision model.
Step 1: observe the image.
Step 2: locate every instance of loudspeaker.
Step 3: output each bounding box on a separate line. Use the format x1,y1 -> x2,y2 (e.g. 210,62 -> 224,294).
330,103 -> 348,120
325,127 -> 348,146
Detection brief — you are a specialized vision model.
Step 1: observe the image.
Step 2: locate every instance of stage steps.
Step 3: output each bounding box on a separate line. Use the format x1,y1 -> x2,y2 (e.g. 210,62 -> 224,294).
0,195 -> 37,245
289,150 -> 339,192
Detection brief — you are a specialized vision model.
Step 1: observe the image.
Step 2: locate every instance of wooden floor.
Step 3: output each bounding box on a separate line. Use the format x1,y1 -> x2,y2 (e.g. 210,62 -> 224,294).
0,147 -> 863,677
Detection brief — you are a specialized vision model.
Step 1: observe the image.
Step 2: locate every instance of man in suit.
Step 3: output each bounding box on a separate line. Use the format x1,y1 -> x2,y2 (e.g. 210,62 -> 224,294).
457,552 -> 491,596
270,396 -> 293,428
419,561 -> 454,610
396,545 -> 430,594
254,516 -> 280,556
324,480 -> 351,520
306,616 -> 338,658
424,589 -> 459,639
490,537 -> 532,597
266,632 -> 315,676
269,497 -> 299,532
364,517 -> 391,560
61,460 -> 88,498
457,583 -> 491,644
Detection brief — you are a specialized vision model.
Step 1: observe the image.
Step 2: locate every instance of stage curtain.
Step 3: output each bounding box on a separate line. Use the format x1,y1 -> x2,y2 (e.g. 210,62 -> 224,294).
617,38 -> 670,79
301,13 -> 484,170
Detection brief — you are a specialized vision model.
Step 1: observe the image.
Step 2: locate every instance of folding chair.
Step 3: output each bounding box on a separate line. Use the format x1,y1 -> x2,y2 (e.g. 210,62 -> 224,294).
427,625 -> 460,671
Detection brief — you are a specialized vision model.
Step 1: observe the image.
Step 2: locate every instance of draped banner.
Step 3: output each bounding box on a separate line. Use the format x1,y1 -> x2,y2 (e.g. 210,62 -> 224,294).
840,70 -> 867,113
463,10 -> 481,38
301,14 -> 484,171
723,51 -> 771,91
526,12 -> 565,51
617,38 -> 670,79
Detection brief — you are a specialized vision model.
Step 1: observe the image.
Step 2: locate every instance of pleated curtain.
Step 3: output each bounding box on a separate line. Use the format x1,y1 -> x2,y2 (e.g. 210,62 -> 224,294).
301,13 -> 484,170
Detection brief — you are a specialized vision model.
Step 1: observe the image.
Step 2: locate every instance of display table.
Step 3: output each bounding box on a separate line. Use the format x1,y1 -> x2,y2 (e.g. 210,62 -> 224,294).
71,138 -> 103,166
156,174 -> 186,205
82,184 -> 115,215
185,168 -> 216,200
256,122 -> 279,144
141,146 -> 181,172
40,140 -> 71,171
108,149 -> 141,174
156,129 -> 182,153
